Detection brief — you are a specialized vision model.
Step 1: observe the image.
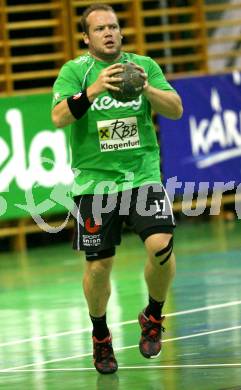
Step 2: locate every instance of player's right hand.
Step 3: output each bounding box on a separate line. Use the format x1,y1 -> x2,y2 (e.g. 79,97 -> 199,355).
87,63 -> 124,102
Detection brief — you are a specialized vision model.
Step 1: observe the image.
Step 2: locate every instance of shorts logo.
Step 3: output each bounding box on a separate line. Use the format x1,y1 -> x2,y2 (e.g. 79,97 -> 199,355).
154,199 -> 169,219
82,234 -> 101,247
97,116 -> 140,152
85,217 -> 101,234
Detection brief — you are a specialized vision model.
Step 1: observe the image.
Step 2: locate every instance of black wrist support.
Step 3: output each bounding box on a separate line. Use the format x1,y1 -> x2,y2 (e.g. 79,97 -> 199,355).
67,90 -> 91,120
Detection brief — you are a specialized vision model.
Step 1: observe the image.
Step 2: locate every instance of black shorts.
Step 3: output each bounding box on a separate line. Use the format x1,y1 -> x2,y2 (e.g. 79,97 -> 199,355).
73,183 -> 175,257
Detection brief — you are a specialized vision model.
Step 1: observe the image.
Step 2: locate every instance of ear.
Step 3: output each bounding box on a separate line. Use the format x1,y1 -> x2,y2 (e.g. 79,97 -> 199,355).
82,32 -> 89,45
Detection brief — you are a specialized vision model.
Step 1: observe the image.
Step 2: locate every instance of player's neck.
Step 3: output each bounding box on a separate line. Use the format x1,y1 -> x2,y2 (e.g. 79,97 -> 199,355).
88,50 -> 122,63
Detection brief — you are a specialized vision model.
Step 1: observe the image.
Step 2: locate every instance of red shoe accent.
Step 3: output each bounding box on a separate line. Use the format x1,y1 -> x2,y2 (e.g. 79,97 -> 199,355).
138,311 -> 165,359
92,334 -> 118,374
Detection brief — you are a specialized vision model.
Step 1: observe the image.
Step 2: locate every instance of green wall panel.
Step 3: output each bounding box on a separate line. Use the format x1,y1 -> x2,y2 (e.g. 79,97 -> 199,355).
0,94 -> 72,221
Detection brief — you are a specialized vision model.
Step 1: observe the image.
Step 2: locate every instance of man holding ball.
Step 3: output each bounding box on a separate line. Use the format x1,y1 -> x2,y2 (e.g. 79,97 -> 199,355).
52,3 -> 183,375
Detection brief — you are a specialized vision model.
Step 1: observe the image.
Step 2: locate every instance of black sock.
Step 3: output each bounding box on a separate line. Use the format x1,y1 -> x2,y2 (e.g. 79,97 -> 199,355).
90,313 -> 110,340
144,296 -> 165,320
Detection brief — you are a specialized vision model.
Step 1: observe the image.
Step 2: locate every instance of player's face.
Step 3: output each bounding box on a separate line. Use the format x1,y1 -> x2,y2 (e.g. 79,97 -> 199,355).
83,10 -> 122,62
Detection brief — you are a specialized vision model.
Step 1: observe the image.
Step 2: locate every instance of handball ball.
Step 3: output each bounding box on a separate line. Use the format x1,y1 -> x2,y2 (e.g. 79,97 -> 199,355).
109,62 -> 144,102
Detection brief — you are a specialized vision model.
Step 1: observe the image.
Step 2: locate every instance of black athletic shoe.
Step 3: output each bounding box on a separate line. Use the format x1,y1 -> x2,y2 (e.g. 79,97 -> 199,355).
93,334 -> 118,374
138,311 -> 165,358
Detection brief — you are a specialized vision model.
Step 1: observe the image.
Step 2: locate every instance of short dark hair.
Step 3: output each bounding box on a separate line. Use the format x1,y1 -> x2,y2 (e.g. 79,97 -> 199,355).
81,3 -> 117,34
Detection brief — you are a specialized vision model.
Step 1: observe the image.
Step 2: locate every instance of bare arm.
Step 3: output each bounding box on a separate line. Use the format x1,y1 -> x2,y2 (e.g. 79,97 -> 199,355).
51,63 -> 124,128
52,99 -> 75,128
131,62 -> 183,120
143,86 -> 183,120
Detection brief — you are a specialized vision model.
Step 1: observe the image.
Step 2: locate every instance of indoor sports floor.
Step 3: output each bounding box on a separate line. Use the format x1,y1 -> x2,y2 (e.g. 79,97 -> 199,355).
0,218 -> 241,389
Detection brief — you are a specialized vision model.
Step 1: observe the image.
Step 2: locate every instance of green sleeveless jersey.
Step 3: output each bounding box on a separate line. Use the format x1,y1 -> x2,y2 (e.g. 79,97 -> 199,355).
52,52 -> 175,195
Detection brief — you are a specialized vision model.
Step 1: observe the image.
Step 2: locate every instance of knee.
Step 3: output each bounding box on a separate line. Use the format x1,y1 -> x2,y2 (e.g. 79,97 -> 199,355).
156,236 -> 173,265
86,258 -> 113,279
146,234 -> 174,266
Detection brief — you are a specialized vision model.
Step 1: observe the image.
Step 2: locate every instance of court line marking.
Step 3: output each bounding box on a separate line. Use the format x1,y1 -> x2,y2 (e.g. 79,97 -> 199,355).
1,299 -> 241,348
1,363 -> 241,373
1,324 -> 241,372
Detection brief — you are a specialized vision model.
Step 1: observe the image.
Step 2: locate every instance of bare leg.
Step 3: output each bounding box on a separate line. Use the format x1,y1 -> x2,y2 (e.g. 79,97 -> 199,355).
138,233 -> 175,359
144,233 -> 176,302
84,257 -> 118,374
82,257 -> 114,317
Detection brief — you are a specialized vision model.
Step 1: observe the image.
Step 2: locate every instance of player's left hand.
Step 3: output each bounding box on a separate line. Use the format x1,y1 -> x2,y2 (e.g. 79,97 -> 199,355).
128,62 -> 148,89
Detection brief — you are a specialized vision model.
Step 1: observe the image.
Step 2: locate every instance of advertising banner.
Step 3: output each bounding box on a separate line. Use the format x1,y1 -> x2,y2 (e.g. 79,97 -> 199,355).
158,72 -> 241,194
0,94 -> 73,221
